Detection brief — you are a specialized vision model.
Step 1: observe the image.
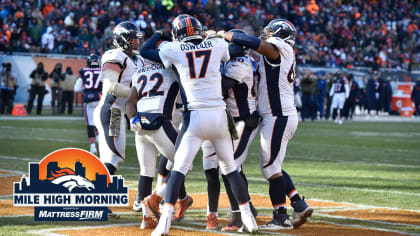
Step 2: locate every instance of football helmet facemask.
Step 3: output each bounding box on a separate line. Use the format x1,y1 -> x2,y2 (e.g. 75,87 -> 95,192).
262,19 -> 297,46
87,54 -> 100,68
112,21 -> 144,54
171,14 -> 203,42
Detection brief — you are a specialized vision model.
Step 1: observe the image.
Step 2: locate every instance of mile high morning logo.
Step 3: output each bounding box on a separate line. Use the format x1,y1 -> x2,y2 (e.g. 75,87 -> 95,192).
13,148 -> 128,221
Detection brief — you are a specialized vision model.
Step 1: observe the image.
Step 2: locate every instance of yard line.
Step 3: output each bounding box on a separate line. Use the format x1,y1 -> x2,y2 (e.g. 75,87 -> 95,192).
246,152 -> 420,167
316,212 -> 420,229
0,168 -> 26,175
313,219 -> 419,236
244,175 -> 420,197
26,223 -> 138,236
0,155 -> 38,162
0,116 -> 84,121
0,135 -> 136,147
26,222 -> 242,236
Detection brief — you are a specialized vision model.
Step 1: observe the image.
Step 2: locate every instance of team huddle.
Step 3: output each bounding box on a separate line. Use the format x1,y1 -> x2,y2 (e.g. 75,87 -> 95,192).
76,14 -> 313,235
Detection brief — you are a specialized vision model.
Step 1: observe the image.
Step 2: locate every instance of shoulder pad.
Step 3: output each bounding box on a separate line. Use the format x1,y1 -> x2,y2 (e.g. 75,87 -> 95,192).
101,49 -> 127,67
266,37 -> 292,53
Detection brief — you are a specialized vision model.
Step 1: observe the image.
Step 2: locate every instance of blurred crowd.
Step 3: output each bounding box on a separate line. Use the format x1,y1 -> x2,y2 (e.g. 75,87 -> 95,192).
0,0 -> 419,69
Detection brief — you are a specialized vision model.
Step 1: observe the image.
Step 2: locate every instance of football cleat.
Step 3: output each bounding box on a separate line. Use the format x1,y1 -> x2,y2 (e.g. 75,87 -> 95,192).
140,215 -> 156,229
132,201 -> 142,212
107,208 -> 120,219
221,211 -> 242,232
172,195 -> 193,222
239,203 -> 258,233
206,213 -> 218,230
291,197 -> 313,229
151,208 -> 172,236
260,210 -> 293,230
144,192 -> 162,224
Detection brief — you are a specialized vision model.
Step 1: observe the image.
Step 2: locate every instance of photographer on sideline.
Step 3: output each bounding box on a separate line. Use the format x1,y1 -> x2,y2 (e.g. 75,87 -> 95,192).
0,62 -> 16,114
27,62 -> 48,115
49,63 -> 65,115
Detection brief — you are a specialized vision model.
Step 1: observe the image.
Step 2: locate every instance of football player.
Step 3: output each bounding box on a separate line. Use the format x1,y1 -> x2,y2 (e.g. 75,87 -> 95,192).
329,71 -> 349,124
74,54 -> 102,155
93,21 -> 145,176
126,40 -> 193,228
201,29 -> 259,231
140,15 -> 258,235
216,19 -> 313,229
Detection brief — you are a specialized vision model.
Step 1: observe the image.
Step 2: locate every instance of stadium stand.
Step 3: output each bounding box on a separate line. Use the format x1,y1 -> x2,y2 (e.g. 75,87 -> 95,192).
0,0 -> 419,70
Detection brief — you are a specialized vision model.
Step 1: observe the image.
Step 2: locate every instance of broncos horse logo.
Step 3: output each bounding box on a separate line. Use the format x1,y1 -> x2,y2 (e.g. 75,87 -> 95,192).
49,168 -> 95,192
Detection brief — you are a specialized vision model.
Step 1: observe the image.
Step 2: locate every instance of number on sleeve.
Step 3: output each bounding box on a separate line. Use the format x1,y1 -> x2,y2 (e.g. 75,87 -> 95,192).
185,50 -> 212,79
287,62 -> 296,83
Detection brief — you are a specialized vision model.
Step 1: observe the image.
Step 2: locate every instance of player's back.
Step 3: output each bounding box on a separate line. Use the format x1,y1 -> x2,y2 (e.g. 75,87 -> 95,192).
132,62 -> 179,117
79,67 -> 102,102
159,37 -> 230,110
223,56 -> 256,118
258,37 -> 296,117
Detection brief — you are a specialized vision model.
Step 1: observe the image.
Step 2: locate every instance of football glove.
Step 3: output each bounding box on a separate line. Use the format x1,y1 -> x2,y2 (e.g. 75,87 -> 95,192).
130,116 -> 142,132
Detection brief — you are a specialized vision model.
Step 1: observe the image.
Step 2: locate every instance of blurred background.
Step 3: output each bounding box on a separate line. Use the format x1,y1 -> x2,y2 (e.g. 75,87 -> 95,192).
0,0 -> 419,118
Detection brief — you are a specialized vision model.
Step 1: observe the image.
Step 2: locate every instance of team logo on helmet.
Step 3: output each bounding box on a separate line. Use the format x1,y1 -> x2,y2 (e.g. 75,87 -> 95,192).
263,19 -> 297,46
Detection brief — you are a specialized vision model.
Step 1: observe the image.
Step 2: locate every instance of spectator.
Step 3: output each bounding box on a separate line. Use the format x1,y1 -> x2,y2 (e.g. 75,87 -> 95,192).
49,63 -> 64,115
300,70 -> 318,121
27,62 -> 48,115
316,72 -> 327,119
60,67 -> 76,115
412,79 -> 420,117
41,26 -> 54,53
0,0 -> 418,69
0,62 -> 16,114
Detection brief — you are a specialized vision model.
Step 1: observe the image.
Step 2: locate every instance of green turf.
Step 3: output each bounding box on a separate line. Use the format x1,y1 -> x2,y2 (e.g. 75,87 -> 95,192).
0,118 -> 419,235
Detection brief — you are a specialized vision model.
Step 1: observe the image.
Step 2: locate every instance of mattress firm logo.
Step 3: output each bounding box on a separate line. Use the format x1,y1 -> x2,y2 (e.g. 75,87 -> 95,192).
13,148 -> 128,221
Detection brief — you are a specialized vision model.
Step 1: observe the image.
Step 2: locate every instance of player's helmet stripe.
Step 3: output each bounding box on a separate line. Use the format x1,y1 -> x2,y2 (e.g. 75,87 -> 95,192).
185,16 -> 193,36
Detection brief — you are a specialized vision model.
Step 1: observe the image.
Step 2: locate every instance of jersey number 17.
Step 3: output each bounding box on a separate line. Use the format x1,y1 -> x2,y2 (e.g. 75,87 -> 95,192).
185,50 -> 211,79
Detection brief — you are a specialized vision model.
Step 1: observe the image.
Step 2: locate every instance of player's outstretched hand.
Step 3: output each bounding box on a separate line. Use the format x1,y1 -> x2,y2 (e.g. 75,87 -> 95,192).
130,116 -> 142,132
203,30 -> 225,39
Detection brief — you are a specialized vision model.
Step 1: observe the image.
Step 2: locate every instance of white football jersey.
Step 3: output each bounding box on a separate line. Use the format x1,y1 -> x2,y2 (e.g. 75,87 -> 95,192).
223,56 -> 257,118
257,37 -> 297,117
132,61 -> 179,117
100,48 -> 145,113
159,38 -> 230,110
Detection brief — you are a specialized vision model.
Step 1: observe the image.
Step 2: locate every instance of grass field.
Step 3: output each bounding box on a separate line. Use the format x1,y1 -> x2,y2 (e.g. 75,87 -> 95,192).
0,112 -> 419,236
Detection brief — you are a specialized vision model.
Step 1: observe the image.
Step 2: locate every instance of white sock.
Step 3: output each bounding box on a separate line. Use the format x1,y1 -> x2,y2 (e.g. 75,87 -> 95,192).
90,143 -> 96,151
156,175 -> 167,192
142,201 -> 150,217
155,183 -> 166,199
207,204 -> 218,216
239,202 -> 251,213
162,203 -> 174,216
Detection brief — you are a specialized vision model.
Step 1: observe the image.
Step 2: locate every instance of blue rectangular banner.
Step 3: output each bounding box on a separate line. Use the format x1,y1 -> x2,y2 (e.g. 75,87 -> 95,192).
34,207 -> 108,221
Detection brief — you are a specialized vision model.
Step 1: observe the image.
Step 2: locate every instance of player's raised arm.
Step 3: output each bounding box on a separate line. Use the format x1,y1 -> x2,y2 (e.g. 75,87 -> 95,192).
219,31 -> 279,60
217,19 -> 297,61
140,32 -> 164,64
